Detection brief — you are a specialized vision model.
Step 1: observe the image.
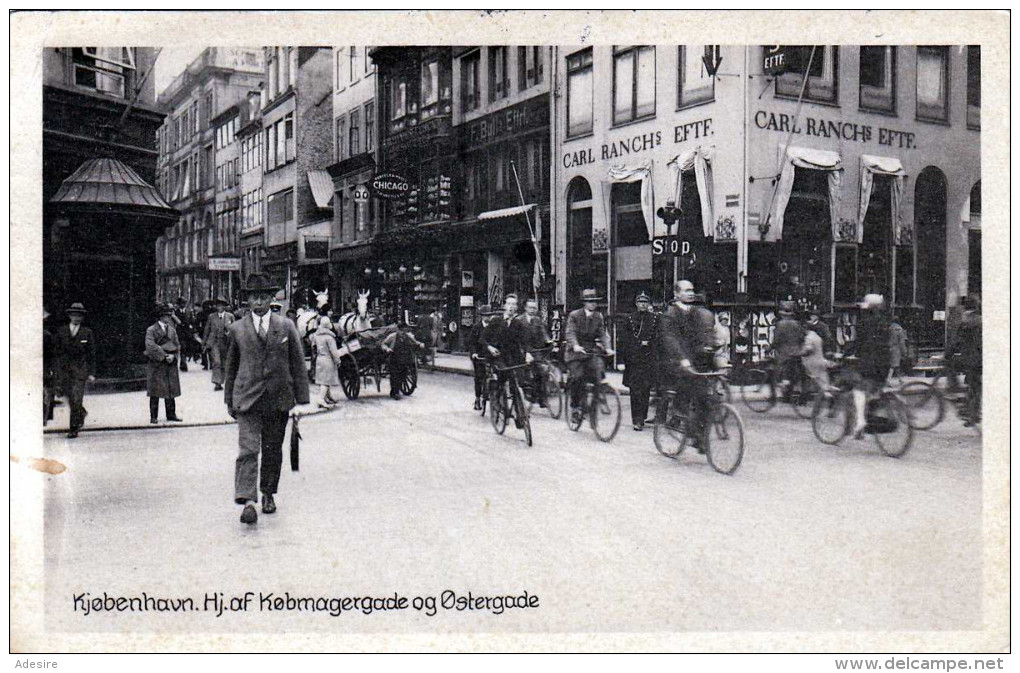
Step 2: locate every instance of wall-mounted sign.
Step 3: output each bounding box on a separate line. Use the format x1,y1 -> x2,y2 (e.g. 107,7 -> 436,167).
460,94 -> 550,151
353,184 -> 370,203
762,46 -> 800,76
370,173 -> 411,200
753,110 -> 918,149
561,119 -> 713,168
207,257 -> 241,271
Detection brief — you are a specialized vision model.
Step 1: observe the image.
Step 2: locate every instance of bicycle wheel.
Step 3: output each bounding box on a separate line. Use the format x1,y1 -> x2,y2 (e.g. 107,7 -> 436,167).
543,368 -> 564,420
895,381 -> 944,430
790,379 -> 817,419
741,368 -> 775,413
565,382 -> 583,431
590,382 -> 622,443
490,380 -> 508,435
812,392 -> 852,445
515,385 -> 533,447
872,393 -> 914,458
652,396 -> 688,458
704,402 -> 745,475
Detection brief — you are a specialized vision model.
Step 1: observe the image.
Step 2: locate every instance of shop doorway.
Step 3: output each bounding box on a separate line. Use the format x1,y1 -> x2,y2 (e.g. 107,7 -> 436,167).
778,167 -> 831,310
611,181 -> 651,313
860,174 -> 893,301
914,166 -> 948,347
967,181 -> 981,298
566,177 -> 606,309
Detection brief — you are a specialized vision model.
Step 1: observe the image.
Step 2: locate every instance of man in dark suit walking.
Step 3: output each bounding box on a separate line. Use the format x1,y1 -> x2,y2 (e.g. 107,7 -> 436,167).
55,302 -> 96,439
203,297 -> 234,391
224,274 -> 310,525
145,303 -> 184,424
564,288 -> 614,424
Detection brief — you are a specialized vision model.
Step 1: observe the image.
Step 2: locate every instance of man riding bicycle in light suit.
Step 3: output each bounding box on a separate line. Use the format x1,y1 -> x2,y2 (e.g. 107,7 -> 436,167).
564,288 -> 615,425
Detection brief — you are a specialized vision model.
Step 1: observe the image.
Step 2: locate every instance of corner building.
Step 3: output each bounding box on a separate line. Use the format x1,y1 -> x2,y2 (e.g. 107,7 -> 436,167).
551,45 -> 980,355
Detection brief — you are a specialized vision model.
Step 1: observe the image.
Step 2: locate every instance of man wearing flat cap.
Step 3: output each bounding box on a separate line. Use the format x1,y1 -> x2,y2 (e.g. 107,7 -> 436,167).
55,302 -> 96,438
144,303 -> 184,423
621,292 -> 659,431
203,297 -> 234,391
224,273 -> 310,525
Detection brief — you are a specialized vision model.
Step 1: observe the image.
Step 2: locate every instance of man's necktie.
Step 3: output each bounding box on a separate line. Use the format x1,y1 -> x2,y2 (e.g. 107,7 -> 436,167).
257,320 -> 266,342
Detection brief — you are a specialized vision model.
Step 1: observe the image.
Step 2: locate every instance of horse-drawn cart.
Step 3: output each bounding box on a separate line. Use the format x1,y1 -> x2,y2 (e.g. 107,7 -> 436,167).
335,325 -> 419,400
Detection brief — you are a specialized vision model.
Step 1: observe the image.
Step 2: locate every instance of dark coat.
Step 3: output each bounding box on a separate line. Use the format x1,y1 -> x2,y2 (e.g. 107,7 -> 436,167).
658,302 -> 715,381
54,324 -> 96,387
512,313 -> 551,352
480,314 -> 526,365
621,310 -> 660,388
951,310 -> 982,371
563,308 -> 612,363
466,321 -> 489,358
855,311 -> 891,382
772,317 -> 806,364
144,320 -> 182,398
224,314 -> 310,414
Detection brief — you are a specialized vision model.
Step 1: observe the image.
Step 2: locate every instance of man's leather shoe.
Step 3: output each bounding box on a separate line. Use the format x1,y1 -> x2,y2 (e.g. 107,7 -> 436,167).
262,494 -> 276,514
473,398 -> 481,411
240,504 -> 257,524
150,418 -> 158,424
167,416 -> 184,422
633,422 -> 644,431
214,384 -> 223,391
66,430 -> 78,439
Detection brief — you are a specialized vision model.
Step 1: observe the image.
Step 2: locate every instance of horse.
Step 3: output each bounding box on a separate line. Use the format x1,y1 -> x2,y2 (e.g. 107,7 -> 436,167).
336,290 -> 383,338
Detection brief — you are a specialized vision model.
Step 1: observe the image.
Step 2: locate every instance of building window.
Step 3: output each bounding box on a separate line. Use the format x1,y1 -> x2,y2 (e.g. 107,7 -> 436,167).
349,45 -> 359,81
612,182 -> 649,247
776,46 -> 839,104
202,145 -> 213,188
71,47 -> 135,97
612,45 -> 656,125
284,114 -> 294,161
336,117 -> 346,161
518,46 -> 544,90
267,188 -> 294,225
364,101 -> 375,151
266,124 -> 277,168
488,46 -> 509,102
390,78 -> 407,121
678,45 -> 715,108
204,92 -> 214,128
916,46 -> 949,122
566,48 -> 593,137
859,46 -> 896,112
967,45 -> 980,128
460,50 -> 481,112
336,49 -> 344,89
349,109 -> 360,156
421,59 -> 439,111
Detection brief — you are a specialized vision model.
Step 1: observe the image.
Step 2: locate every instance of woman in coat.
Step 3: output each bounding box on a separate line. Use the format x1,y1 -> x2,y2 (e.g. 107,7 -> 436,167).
888,317 -> 909,384
311,318 -> 343,408
145,304 -> 183,423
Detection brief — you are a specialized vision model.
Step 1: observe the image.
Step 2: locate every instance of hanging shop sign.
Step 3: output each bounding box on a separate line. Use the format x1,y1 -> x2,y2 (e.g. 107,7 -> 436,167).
353,184 -> 370,203
762,46 -> 806,76
207,256 -> 241,272
370,173 -> 411,200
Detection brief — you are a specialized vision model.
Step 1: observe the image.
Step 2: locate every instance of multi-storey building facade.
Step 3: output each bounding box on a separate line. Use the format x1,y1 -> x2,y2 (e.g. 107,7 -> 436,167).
237,90 -> 265,283
327,46 -> 378,312
551,45 -> 980,355
154,47 -> 263,305
260,46 -> 334,307
43,47 -> 176,380
209,103 -> 243,300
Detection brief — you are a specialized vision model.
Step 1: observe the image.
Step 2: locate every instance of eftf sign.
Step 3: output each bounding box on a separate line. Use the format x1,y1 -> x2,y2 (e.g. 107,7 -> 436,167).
762,46 -> 811,76
370,173 -> 411,200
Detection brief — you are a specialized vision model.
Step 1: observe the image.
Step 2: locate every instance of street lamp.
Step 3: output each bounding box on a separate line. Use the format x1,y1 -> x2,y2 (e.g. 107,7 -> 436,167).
656,199 -> 683,291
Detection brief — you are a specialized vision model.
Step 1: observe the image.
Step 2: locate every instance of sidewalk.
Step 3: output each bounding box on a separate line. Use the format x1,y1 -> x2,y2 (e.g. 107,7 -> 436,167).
44,366 -> 329,435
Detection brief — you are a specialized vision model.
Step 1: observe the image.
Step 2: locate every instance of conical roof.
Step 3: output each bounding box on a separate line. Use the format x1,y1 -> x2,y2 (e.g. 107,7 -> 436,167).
50,158 -> 177,219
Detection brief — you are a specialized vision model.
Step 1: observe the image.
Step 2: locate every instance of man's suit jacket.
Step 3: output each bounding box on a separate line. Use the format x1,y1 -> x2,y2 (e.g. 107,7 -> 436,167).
55,324 -> 96,382
512,313 -> 550,353
480,314 -> 526,365
658,302 -> 716,379
564,308 -> 612,363
224,313 -> 310,414
203,311 -> 235,351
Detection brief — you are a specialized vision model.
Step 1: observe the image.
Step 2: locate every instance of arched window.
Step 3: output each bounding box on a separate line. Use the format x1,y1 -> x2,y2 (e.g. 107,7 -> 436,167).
565,177 -> 605,307
967,180 -> 981,297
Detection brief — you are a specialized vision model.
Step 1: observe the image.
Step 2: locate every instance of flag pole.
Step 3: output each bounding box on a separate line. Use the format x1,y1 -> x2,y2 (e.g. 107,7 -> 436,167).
509,160 -> 544,301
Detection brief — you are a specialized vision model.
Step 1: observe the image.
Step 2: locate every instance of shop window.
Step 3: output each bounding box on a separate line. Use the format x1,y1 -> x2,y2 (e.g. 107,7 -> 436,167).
967,46 -> 980,128
914,167 -> 948,347
518,46 -> 544,90
859,46 -> 896,112
834,245 -> 858,305
780,168 -> 832,305
859,175 -> 893,300
776,46 -> 838,104
612,182 -> 649,247
461,50 -> 481,112
747,242 -> 778,303
916,46 -> 949,123
488,47 -> 509,102
612,45 -> 655,124
677,45 -> 715,108
895,244 -> 914,308
566,48 -> 593,137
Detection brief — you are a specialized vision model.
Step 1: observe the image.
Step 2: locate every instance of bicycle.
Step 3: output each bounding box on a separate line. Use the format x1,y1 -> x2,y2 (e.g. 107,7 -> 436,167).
653,368 -> 746,475
488,361 -> 533,447
522,346 -> 565,420
894,355 -> 972,431
564,350 -> 622,443
811,357 -> 914,458
740,358 -> 817,419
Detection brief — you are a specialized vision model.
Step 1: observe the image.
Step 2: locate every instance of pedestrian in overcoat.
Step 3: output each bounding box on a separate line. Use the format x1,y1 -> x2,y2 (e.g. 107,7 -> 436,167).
145,303 -> 183,423
225,273 -> 310,525
55,302 -> 96,438
203,297 -> 234,391
621,292 -> 659,430
311,317 -> 342,407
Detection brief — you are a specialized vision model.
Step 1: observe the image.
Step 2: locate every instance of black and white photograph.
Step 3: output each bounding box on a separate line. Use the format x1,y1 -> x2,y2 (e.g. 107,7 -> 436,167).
10,10 -> 1009,657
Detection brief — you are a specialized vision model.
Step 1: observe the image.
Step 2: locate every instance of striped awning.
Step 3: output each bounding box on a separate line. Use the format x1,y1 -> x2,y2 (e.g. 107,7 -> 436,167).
308,170 -> 335,209
476,203 -> 536,221
50,158 -> 177,219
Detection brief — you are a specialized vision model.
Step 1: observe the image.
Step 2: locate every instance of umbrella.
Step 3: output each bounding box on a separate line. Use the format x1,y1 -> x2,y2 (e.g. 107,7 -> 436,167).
289,415 -> 301,471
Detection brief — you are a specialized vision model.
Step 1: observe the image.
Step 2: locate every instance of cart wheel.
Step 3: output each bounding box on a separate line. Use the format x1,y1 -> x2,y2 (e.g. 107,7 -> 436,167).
339,354 -> 360,400
400,358 -> 418,395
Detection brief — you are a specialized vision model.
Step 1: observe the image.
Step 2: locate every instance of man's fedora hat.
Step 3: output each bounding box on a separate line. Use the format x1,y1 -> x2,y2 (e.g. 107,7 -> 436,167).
157,303 -> 175,316
241,273 -> 281,296
778,300 -> 797,315
581,288 -> 603,302
66,302 -> 87,315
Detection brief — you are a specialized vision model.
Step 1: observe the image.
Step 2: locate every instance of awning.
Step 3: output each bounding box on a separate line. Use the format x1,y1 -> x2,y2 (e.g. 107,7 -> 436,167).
307,170 -> 334,209
477,203 -> 536,221
50,158 -> 178,219
667,147 -> 715,237
769,146 -> 842,241
859,155 -> 907,245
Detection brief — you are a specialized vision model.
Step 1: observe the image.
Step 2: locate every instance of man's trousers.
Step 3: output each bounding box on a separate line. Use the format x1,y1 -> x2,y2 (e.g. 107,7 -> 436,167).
234,395 -> 289,504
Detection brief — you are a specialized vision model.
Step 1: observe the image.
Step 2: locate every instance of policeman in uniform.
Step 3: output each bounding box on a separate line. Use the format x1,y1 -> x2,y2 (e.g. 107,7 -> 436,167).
621,292 -> 660,431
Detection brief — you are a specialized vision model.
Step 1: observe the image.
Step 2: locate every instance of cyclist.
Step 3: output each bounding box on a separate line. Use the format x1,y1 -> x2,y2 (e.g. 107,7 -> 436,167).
481,294 -> 528,422
948,294 -> 982,426
512,297 -> 555,407
657,280 -> 716,448
564,288 -> 614,425
772,300 -> 807,401
466,304 -> 496,410
851,293 -> 892,437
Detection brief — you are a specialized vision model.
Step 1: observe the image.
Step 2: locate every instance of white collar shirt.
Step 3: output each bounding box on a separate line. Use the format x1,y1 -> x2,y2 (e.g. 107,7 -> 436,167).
252,312 -> 271,335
